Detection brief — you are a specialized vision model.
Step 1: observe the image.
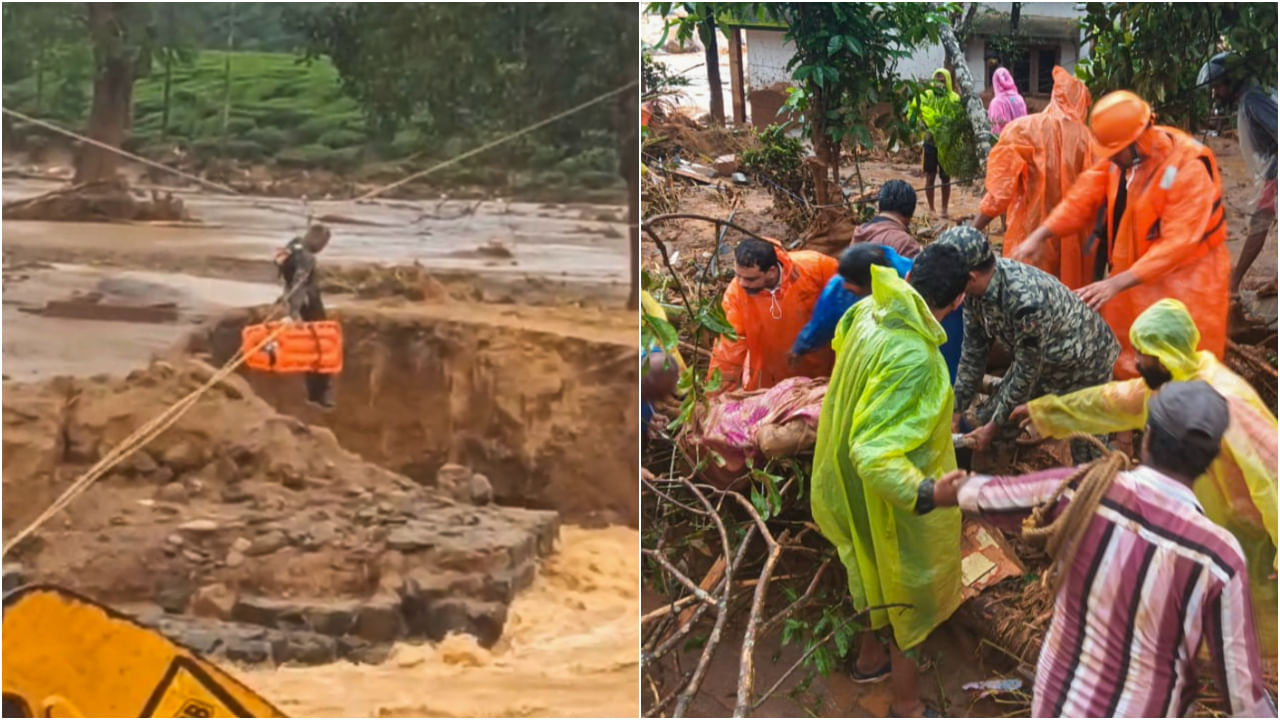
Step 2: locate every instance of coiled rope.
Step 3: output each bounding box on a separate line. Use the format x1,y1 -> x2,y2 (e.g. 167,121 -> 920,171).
1020,434 -> 1131,597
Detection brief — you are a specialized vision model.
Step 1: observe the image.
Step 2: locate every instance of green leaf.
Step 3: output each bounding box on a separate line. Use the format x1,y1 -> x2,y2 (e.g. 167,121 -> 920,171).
642,312 -> 679,353
705,367 -> 723,392
827,34 -> 843,56
750,483 -> 771,520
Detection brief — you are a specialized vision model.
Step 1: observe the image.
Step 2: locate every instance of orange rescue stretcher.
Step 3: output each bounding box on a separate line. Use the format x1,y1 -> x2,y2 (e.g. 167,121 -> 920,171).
242,320 -> 343,374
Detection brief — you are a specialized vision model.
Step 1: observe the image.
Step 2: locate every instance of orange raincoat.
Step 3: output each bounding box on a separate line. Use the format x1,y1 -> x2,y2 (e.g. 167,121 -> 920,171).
1043,126 -> 1230,379
981,67 -> 1095,288
710,242 -> 837,392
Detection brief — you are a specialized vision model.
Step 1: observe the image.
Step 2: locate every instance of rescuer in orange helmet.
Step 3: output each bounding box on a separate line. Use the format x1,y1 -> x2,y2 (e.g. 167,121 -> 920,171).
1013,90 -> 1231,380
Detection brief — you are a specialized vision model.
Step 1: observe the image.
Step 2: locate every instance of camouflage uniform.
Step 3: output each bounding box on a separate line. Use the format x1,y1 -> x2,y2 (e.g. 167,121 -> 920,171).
940,227 -> 1119,462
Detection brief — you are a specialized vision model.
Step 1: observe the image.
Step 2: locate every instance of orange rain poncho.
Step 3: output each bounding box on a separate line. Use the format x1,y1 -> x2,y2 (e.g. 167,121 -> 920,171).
1043,125 -> 1230,379
709,242 -> 837,392
1025,299 -> 1277,654
981,67 -> 1096,288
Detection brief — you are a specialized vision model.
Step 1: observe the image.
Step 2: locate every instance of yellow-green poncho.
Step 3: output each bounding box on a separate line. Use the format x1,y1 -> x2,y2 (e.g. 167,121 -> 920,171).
810,265 -> 963,650
1028,298 -> 1278,655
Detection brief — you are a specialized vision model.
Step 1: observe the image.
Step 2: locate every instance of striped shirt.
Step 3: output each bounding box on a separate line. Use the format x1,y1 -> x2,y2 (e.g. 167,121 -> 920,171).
959,465 -> 1275,718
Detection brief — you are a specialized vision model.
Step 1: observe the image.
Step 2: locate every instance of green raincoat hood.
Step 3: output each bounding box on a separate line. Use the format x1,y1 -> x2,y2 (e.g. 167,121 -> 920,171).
834,265 -> 948,353
1130,298 -> 1210,380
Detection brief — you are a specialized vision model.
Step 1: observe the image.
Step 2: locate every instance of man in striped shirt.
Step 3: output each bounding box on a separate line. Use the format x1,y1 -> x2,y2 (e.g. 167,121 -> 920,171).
934,381 -> 1274,717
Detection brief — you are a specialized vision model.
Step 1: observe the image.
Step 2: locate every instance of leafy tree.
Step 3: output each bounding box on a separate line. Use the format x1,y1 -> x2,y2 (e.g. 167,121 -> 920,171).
766,3 -> 955,199
1074,2 -> 1278,129
646,3 -> 734,125
287,3 -> 637,306
2,4 -> 92,118
76,3 -> 159,183
155,2 -> 198,136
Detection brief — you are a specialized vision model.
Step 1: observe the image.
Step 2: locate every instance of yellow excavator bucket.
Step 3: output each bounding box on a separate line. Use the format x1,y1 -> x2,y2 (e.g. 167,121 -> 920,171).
3,585 -> 284,718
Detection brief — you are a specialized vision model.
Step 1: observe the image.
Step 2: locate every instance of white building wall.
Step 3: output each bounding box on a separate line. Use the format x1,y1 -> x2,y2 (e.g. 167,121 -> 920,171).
743,30 -> 795,88
744,3 -> 1087,94
896,43 -> 950,85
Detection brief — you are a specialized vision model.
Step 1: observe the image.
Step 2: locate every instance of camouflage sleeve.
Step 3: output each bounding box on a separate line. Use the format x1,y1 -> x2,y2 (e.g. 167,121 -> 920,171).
952,301 -> 990,414
980,304 -> 1045,427
285,251 -> 316,319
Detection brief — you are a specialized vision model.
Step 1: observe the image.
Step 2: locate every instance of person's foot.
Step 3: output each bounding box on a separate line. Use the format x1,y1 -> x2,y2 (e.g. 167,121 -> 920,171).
851,638 -> 891,682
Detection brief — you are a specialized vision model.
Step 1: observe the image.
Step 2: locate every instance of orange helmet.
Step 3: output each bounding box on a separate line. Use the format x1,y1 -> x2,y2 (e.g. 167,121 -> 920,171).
1089,90 -> 1153,157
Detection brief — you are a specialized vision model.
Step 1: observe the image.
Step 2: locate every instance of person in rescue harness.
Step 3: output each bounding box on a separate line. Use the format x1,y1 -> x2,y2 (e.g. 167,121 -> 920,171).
277,223 -> 334,409
1010,298 -> 1279,655
1197,51 -> 1278,297
709,237 -> 837,392
1013,90 -> 1232,380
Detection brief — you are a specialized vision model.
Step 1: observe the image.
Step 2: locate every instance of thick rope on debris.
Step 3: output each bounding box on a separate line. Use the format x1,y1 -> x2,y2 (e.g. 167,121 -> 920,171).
1021,434 -> 1130,597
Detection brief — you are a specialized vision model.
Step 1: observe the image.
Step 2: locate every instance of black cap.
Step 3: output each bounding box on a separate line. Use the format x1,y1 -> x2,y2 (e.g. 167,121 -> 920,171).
1148,380 -> 1230,446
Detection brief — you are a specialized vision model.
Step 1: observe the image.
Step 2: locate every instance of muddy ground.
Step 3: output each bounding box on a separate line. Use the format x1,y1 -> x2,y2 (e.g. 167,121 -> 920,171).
641,121 -> 1278,716
2,176 -> 639,717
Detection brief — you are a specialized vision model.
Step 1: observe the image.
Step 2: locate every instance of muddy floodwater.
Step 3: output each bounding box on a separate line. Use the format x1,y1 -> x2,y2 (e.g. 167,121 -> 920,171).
232,526 -> 640,718
3,178 -> 629,284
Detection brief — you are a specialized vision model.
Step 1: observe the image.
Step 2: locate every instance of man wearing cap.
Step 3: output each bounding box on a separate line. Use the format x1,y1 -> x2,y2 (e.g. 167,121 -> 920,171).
1011,298 -> 1278,654
1014,90 -> 1231,380
921,226 -> 1119,460
931,381 -> 1275,717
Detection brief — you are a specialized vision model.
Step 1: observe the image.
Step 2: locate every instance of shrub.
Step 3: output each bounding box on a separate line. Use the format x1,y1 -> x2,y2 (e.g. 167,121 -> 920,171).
317,128 -> 366,149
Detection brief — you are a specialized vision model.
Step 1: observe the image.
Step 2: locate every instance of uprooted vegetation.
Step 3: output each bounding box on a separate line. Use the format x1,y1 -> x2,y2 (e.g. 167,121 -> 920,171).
640,118 -> 1278,717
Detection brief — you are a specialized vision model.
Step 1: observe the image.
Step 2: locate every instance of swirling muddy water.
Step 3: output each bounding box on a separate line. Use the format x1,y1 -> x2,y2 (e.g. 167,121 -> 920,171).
231,526 -> 639,718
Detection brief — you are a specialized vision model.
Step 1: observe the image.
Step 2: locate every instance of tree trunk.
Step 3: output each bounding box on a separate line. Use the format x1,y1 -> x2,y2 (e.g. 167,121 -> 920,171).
937,20 -> 993,178
727,27 -> 746,124
1010,3 -> 1021,34
161,3 -> 174,136
700,12 -> 725,126
74,3 -> 133,184
34,59 -> 44,114
221,2 -> 234,151
162,55 -> 172,136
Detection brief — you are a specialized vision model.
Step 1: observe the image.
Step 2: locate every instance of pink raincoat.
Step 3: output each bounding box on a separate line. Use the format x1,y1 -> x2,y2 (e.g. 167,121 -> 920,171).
988,68 -> 1028,135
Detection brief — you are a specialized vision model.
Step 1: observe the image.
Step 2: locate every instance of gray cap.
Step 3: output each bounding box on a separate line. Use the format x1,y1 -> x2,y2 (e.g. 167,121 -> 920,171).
935,225 -> 994,271
1148,380 -> 1230,446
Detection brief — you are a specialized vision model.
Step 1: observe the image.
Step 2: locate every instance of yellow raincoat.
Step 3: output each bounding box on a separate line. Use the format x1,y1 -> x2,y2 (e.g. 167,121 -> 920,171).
1027,299 -> 1278,654
811,265 -> 963,651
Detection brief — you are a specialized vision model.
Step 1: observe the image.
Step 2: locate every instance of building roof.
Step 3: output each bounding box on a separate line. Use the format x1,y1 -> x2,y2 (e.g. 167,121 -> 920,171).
971,12 -> 1081,41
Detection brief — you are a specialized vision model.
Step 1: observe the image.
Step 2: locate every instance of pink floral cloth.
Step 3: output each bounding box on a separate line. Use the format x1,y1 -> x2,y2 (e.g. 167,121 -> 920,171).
684,376 -> 828,487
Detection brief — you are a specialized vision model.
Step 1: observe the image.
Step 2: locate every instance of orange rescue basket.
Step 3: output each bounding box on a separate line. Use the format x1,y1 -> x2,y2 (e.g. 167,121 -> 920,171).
242,321 -> 343,374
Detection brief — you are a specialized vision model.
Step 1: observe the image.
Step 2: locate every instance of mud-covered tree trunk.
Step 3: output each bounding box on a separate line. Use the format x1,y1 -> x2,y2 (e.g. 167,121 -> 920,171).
699,11 -> 725,126
74,3 -> 133,184
938,20 -> 993,177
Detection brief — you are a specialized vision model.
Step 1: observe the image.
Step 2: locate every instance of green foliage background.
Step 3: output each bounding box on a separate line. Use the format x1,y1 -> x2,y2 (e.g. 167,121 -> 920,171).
2,2 -> 631,199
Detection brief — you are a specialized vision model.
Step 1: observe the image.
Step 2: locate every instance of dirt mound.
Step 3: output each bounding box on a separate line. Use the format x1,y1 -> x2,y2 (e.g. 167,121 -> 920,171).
320,263 -> 451,303
2,358 -> 560,658
188,305 -> 639,527
2,179 -> 189,223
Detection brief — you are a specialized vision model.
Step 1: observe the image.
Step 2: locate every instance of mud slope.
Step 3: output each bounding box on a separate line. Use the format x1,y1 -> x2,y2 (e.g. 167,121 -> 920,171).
191,305 -> 639,527
2,359 -> 560,660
